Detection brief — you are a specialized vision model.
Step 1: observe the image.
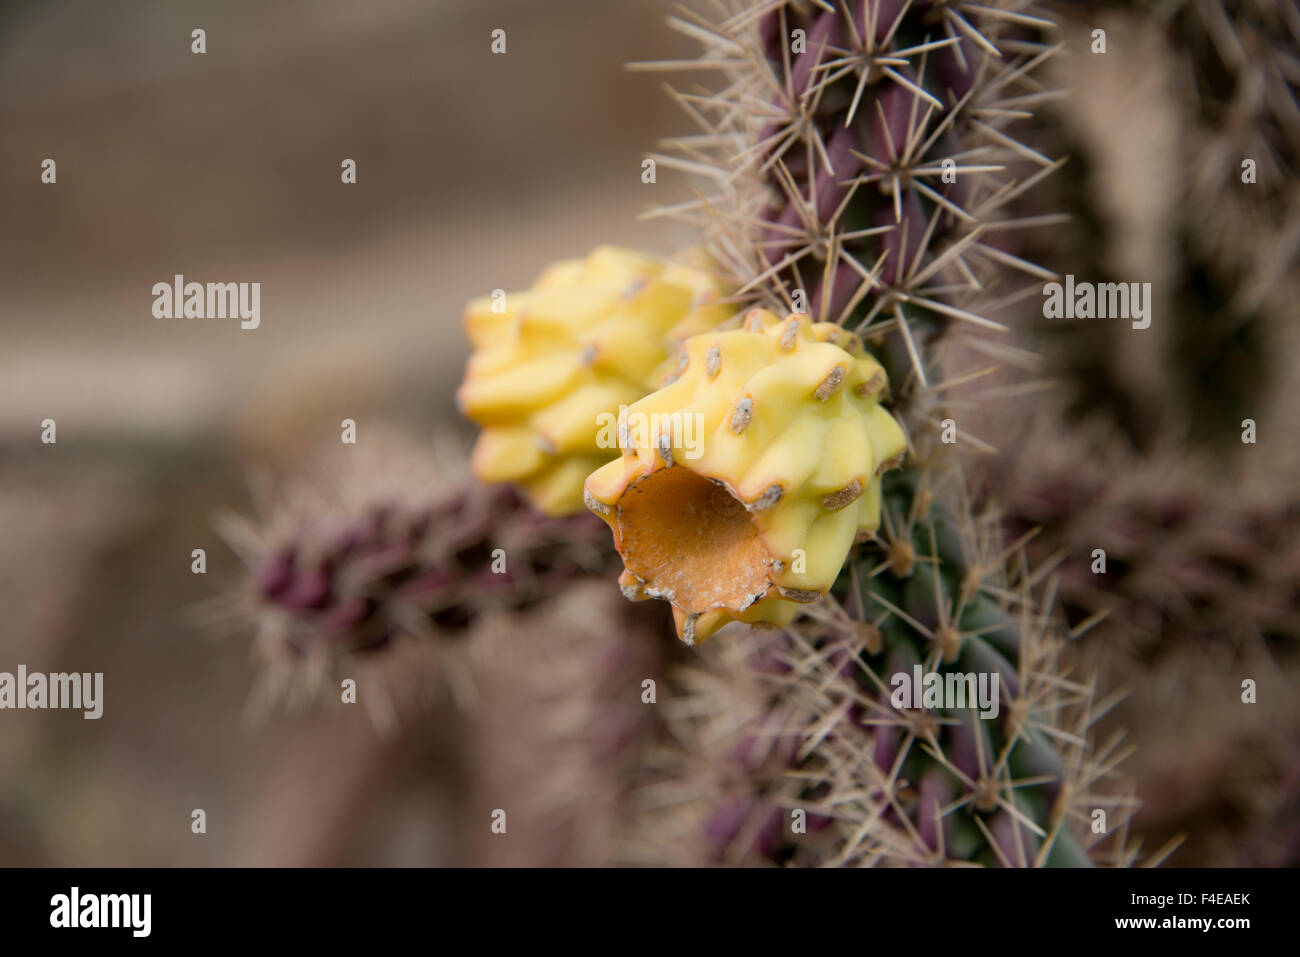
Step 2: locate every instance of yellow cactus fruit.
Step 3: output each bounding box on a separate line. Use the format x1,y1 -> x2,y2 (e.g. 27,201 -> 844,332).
456,246 -> 733,516
584,309 -> 908,644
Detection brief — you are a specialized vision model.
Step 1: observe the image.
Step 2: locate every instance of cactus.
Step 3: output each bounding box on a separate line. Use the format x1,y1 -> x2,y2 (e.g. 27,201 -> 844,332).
221,434 -> 682,864
585,307 -> 907,643
223,0 -> 1155,867
218,435 -> 618,718
818,462 -> 1140,866
636,0 -> 1064,397
954,1 -> 1300,865
1010,0 -> 1300,451
1162,0 -> 1300,448
584,0 -> 1071,637
467,579 -> 672,865
620,452 -> 1148,866
1168,0 -> 1299,223
991,429 -> 1300,651
604,1 -> 1154,866
457,245 -> 733,515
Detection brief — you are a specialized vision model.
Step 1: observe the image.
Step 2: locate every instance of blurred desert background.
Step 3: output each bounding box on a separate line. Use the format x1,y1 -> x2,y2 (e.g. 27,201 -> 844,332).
0,0 -> 701,866
0,0 -> 1296,866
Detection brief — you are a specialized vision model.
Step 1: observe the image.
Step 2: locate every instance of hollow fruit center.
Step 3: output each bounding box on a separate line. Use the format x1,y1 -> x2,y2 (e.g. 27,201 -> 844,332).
616,466 -> 774,614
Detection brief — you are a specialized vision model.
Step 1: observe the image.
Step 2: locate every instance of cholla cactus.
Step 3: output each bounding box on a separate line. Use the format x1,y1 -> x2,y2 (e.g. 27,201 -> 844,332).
622,458 -> 1148,867
1164,0 -> 1300,448
1167,0 -> 1299,226
237,482 -> 611,652
607,1 -> 1150,867
457,245 -> 733,515
227,0 -> 1151,868
988,412 -> 1300,649
467,580 -> 671,865
1012,0 -> 1300,450
637,0 -> 1064,397
585,307 -> 907,643
219,434 -> 616,719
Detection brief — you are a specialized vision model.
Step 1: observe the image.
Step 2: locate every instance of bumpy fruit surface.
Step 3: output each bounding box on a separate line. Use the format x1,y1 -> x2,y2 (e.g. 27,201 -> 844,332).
457,246 -> 732,516
585,308 -> 907,643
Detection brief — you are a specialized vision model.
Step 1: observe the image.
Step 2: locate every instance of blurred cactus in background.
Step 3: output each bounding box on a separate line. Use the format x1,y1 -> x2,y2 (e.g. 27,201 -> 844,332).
971,0 -> 1300,865
1013,0 -> 1300,452
218,433 -> 617,721
468,580 -> 671,865
991,416 -> 1300,652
